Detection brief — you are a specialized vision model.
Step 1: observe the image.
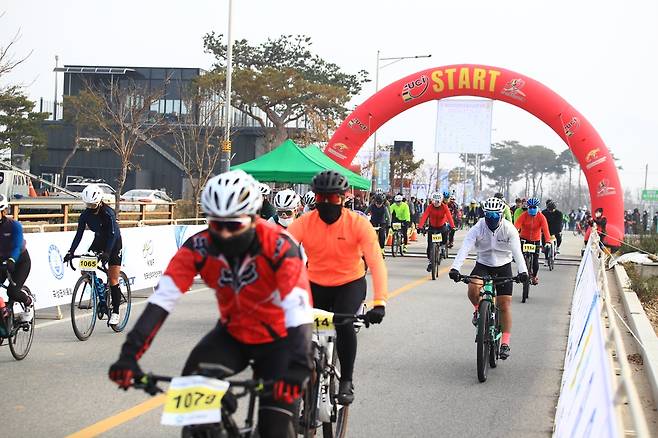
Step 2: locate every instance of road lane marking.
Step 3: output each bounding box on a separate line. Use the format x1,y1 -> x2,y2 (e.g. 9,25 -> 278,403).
65,394 -> 166,438
66,271 -> 443,436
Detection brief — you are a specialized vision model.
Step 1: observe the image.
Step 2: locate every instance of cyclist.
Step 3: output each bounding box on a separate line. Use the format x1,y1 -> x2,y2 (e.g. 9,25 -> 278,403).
288,170 -> 388,405
449,197 -> 528,360
64,184 -> 123,326
269,189 -> 300,229
365,192 -> 391,257
494,192 -> 513,222
419,192 -> 455,272
390,194 -> 411,253
109,170 -> 312,437
466,200 -> 479,226
302,191 -> 315,213
514,197 -> 551,285
0,195 -> 33,323
446,195 -> 461,245
513,198 -> 527,223
259,183 -> 277,220
542,200 -> 563,259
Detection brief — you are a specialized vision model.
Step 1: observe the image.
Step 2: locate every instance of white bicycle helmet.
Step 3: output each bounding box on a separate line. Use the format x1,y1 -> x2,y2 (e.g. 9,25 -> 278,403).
482,197 -> 505,213
430,192 -> 443,202
273,189 -> 300,210
303,191 -> 315,208
0,194 -> 8,211
394,194 -> 403,202
81,184 -> 103,207
258,183 -> 271,196
201,169 -> 262,217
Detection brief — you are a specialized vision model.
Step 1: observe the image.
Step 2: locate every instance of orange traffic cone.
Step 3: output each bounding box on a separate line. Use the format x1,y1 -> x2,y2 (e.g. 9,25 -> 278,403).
409,225 -> 418,242
28,179 -> 37,197
386,229 -> 393,246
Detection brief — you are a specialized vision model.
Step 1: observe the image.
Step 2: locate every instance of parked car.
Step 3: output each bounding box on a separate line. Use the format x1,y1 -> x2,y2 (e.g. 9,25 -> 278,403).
63,182 -> 116,207
120,189 -> 173,212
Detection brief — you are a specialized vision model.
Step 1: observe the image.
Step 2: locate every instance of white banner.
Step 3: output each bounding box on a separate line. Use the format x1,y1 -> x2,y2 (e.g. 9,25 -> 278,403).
434,99 -> 493,154
0,224 -> 206,311
554,243 -> 618,437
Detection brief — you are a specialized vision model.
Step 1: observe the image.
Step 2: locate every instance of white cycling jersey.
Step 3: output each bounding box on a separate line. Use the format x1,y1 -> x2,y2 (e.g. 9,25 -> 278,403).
451,218 -> 528,273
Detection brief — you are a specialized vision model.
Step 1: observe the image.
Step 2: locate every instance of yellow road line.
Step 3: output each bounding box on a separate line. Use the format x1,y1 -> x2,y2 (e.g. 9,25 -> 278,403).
66,394 -> 166,438
68,269 -> 447,437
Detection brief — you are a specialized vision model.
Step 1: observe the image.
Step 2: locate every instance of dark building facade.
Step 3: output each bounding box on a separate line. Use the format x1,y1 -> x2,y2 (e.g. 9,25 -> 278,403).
30,65 -> 278,198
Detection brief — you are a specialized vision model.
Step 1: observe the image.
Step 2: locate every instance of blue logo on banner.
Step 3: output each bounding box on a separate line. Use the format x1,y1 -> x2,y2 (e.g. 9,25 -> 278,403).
48,244 -> 65,280
175,225 -> 188,249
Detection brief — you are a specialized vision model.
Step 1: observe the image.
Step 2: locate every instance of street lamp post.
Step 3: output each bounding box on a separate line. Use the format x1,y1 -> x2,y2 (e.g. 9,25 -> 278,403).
219,0 -> 234,173
370,51 -> 431,192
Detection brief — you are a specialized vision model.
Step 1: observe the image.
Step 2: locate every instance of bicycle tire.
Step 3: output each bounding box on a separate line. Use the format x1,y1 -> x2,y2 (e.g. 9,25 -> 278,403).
548,247 -> 555,271
476,300 -> 491,382
390,233 -> 397,258
489,306 -> 500,369
397,233 -> 405,257
9,286 -> 35,360
324,342 -> 349,438
71,273 -> 97,341
522,254 -> 532,303
181,424 -> 222,438
299,361 -> 320,438
437,244 -> 443,266
110,271 -> 132,332
431,244 -> 438,280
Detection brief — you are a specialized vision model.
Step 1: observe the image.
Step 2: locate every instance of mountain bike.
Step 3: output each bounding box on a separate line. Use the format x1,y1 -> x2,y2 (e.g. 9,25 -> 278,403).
0,269 -> 35,360
133,363 -> 281,438
545,236 -> 557,271
520,240 -> 538,303
390,222 -> 404,257
299,309 -> 369,438
458,274 -> 520,382
67,253 -> 132,341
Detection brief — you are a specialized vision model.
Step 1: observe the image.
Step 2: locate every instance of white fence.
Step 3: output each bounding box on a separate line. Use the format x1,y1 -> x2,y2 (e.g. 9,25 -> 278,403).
1,224 -> 204,310
554,231 -> 649,437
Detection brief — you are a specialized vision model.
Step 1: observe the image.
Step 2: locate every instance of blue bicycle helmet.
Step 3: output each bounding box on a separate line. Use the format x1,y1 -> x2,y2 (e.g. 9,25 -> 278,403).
527,197 -> 540,208
443,191 -> 451,199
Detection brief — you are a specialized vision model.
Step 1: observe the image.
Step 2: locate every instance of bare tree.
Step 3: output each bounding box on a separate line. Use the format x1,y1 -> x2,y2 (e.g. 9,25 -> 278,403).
170,78 -> 226,213
74,79 -> 169,210
0,14 -> 31,87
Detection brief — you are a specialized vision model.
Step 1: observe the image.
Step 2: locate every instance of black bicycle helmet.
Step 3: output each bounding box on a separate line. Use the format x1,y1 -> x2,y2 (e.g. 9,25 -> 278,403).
494,192 -> 504,199
311,170 -> 349,194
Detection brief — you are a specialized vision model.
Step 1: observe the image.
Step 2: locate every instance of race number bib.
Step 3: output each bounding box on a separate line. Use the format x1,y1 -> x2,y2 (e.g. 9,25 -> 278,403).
523,243 -> 536,252
432,234 -> 442,243
79,256 -> 98,271
161,376 -> 229,426
392,223 -> 402,230
313,309 -> 335,334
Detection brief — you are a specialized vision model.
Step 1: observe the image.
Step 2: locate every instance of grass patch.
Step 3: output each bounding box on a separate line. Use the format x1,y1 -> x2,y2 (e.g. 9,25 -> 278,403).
623,263 -> 658,303
616,234 -> 658,257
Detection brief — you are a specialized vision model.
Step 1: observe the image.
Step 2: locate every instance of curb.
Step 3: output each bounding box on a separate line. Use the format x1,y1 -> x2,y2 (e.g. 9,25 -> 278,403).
613,263 -> 658,410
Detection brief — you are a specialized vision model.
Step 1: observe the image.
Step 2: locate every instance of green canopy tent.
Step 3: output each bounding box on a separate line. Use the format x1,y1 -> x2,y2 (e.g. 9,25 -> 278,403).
232,139 -> 371,190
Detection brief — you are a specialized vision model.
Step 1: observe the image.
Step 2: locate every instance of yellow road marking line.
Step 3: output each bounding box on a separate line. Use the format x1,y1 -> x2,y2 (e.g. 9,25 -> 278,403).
68,270 -> 448,436
65,394 -> 166,438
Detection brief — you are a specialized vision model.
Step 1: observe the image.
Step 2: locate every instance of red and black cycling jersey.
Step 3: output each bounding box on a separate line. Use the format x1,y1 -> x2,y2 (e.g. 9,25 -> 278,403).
150,218 -> 313,345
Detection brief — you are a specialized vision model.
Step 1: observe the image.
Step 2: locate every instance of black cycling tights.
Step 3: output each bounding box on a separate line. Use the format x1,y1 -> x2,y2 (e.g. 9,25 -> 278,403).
0,252 -> 31,304
311,277 -> 367,382
182,323 -> 294,438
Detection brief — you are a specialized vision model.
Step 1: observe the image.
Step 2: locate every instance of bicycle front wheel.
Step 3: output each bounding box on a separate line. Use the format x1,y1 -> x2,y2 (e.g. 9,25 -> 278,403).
71,274 -> 97,341
430,244 -> 438,280
548,247 -> 555,271
325,342 -> 349,438
110,272 -> 132,332
476,300 -> 491,383
9,286 -> 35,360
489,306 -> 501,369
390,233 -> 398,258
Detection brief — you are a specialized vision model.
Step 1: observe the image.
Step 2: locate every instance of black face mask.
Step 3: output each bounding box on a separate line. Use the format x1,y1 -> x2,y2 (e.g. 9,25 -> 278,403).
210,228 -> 256,258
316,203 -> 342,224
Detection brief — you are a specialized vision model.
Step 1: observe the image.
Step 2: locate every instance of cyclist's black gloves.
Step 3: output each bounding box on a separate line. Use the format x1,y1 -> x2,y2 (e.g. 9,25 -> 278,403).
517,272 -> 529,284
109,355 -> 143,390
63,252 -> 73,264
366,305 -> 385,324
6,258 -> 15,273
99,251 -> 110,265
449,269 -> 461,282
274,364 -> 308,404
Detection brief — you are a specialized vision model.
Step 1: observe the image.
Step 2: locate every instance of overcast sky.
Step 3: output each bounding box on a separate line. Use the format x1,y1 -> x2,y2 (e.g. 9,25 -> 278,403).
2,0 -> 657,195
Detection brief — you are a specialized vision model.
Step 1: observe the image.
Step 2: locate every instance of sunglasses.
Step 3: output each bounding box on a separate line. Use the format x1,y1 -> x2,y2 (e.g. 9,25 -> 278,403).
277,209 -> 295,218
208,217 -> 252,232
484,211 -> 501,220
315,193 -> 342,204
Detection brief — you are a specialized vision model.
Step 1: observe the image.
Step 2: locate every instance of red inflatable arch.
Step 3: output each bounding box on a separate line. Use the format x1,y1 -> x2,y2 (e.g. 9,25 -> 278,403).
325,64 -> 624,244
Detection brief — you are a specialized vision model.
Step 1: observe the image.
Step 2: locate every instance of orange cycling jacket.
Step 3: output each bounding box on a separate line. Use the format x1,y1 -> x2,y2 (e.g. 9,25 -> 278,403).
514,210 -> 551,242
288,208 -> 388,307
418,203 -> 455,229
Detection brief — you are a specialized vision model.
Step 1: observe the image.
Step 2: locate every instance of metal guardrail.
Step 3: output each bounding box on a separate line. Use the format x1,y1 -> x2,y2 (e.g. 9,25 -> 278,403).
591,229 -> 650,437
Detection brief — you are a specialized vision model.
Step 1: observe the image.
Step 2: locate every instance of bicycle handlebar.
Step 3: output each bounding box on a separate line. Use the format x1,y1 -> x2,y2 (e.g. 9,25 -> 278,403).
67,253 -> 108,272
133,373 -> 272,398
458,274 -> 521,285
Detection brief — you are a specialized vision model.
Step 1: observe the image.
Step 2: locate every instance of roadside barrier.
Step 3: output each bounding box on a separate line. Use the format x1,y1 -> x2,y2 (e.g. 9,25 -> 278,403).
554,229 -> 648,437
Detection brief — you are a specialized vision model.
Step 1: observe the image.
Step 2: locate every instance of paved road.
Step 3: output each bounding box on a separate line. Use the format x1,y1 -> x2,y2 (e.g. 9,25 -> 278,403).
0,231 -> 581,437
